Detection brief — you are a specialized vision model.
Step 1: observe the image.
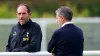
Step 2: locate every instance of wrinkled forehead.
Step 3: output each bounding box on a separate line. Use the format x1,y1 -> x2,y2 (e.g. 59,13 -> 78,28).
17,5 -> 27,13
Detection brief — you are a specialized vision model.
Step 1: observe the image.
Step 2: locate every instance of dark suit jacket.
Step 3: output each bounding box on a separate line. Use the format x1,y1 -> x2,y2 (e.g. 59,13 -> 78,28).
48,24 -> 84,56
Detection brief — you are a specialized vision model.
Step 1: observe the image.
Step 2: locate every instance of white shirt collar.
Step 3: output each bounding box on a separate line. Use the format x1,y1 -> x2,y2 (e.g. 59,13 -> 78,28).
61,21 -> 72,27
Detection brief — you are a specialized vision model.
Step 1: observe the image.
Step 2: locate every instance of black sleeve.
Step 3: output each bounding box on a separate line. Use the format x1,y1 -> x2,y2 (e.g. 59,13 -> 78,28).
6,27 -> 14,52
47,30 -> 59,53
6,35 -> 11,52
12,24 -> 42,52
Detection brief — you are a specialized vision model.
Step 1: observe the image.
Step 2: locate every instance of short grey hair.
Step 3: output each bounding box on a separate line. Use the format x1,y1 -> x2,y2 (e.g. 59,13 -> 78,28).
55,6 -> 73,21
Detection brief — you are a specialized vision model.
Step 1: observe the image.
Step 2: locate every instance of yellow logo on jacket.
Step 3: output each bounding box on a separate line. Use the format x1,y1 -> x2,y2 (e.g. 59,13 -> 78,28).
23,32 -> 29,41
23,38 -> 29,41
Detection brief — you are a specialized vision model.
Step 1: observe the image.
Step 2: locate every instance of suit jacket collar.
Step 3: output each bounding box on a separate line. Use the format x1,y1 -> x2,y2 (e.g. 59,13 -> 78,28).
61,21 -> 72,27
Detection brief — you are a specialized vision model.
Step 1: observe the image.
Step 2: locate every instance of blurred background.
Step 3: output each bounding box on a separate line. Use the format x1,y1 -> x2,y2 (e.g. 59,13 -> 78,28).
0,0 -> 100,18
0,0 -> 100,56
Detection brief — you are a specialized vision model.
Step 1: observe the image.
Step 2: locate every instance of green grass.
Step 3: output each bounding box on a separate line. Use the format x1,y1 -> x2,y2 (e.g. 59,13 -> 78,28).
0,24 -> 13,51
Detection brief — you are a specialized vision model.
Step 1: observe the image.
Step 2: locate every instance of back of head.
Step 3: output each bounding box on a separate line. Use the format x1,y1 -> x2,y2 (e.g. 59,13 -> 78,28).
55,6 -> 73,21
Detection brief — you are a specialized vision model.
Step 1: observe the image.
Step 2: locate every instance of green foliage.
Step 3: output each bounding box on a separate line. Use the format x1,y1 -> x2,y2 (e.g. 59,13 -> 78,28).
73,8 -> 90,17
0,4 -> 16,18
41,12 -> 55,18
31,11 -> 40,18
65,1 -> 90,17
0,0 -> 100,18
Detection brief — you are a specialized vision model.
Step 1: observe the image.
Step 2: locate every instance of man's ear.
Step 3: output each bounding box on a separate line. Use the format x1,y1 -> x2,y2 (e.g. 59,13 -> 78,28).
60,16 -> 65,21
29,12 -> 32,16
16,13 -> 18,16
16,13 -> 17,15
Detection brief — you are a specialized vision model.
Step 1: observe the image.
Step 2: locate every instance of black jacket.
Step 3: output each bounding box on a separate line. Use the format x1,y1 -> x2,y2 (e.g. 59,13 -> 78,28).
6,19 -> 42,52
48,24 -> 84,56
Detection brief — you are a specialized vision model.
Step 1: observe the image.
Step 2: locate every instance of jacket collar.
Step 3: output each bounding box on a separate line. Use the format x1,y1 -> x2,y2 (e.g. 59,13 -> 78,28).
18,19 -> 32,29
61,21 -> 72,27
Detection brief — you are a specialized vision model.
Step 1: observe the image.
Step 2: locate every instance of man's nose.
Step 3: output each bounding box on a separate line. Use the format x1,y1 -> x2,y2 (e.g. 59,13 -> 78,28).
56,20 -> 58,23
20,14 -> 24,18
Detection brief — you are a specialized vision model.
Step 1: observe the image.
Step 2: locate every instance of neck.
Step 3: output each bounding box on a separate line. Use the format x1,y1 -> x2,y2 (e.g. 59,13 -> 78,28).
61,20 -> 72,27
62,20 -> 70,25
20,19 -> 30,25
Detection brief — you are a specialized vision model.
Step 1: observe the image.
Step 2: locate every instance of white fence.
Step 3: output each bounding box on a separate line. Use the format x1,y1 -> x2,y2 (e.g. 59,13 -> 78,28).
1,17 -> 100,51
0,51 -> 100,56
0,17 -> 100,56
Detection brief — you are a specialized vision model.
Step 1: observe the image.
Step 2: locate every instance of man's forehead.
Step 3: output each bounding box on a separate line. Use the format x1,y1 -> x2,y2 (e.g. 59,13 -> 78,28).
17,5 -> 27,12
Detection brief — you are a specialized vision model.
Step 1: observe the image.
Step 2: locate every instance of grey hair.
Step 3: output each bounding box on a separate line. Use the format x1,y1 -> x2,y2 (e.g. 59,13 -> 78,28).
55,6 -> 73,21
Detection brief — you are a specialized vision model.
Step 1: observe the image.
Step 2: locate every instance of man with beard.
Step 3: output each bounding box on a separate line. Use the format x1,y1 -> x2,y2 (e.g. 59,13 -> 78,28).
6,3 -> 42,52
